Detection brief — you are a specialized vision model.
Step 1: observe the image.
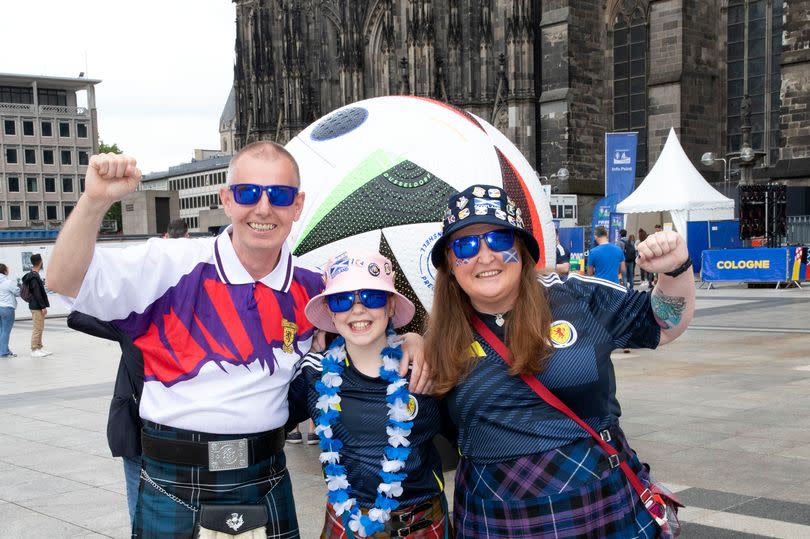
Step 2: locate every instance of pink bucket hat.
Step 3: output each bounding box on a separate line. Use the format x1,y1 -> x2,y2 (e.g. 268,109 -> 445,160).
305,248 -> 416,333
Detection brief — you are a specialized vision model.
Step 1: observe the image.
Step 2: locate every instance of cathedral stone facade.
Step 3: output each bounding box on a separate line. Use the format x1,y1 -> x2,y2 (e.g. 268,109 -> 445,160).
232,0 -> 810,214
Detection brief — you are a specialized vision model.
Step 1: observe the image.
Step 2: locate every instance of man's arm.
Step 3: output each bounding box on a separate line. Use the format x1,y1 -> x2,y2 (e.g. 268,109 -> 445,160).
587,265 -> 594,276
47,154 -> 141,297
636,231 -> 695,345
555,261 -> 570,274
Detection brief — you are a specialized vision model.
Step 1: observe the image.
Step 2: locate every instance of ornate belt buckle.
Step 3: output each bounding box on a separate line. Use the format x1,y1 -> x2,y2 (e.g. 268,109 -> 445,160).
208,439 -> 249,471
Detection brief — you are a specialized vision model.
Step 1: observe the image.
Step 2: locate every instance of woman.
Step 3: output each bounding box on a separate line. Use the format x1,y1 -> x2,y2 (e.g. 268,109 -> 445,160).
638,228 -> 650,287
626,233 -> 637,290
424,185 -> 695,538
0,264 -> 20,358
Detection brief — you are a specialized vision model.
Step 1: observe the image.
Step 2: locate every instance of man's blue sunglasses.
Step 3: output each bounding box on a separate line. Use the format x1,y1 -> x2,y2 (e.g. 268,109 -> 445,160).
228,184 -> 299,206
326,289 -> 389,313
450,229 -> 516,259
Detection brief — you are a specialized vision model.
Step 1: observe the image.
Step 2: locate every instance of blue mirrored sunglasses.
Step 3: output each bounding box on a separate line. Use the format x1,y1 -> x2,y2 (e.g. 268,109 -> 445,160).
326,289 -> 389,313
228,184 -> 299,206
450,229 -> 516,259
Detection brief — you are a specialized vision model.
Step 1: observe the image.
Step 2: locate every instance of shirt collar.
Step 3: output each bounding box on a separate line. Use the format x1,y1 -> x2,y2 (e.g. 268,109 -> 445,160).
213,225 -> 294,292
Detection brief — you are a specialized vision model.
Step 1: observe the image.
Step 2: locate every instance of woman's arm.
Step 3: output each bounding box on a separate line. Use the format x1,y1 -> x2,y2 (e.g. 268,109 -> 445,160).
636,231 -> 696,346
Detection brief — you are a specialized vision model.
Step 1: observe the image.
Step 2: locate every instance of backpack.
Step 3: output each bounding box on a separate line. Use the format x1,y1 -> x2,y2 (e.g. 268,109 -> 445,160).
19,275 -> 32,303
622,239 -> 637,263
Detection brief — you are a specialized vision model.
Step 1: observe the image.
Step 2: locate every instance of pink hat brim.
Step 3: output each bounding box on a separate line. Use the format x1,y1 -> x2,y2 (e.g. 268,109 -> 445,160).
304,290 -> 416,333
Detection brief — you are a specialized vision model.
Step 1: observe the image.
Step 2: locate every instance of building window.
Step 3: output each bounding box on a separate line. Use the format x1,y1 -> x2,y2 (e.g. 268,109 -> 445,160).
9,205 -> 21,221
6,148 -> 17,164
3,120 -> 15,135
80,176 -> 85,192
24,148 -> 36,164
61,150 -> 72,165
59,122 -> 70,137
78,150 -> 89,166
45,177 -> 56,192
28,205 -> 40,221
77,123 -> 88,138
0,86 -> 34,104
41,121 -> 53,137
23,120 -> 34,136
62,176 -> 74,192
37,88 -> 67,106
612,7 -> 648,177
727,0 -> 783,165
46,205 -> 58,220
64,204 -> 74,218
0,206 -> 3,221
7,176 -> 19,192
26,176 -> 37,192
43,149 -> 54,165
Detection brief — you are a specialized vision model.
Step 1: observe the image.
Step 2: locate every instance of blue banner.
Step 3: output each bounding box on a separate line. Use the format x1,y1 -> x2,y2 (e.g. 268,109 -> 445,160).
701,248 -> 790,282
609,213 -> 625,243
605,132 -> 638,201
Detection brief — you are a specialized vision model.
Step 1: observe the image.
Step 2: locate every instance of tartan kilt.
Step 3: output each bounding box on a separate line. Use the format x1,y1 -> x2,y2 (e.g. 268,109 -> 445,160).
320,495 -> 450,538
133,423 -> 299,539
453,425 -> 659,539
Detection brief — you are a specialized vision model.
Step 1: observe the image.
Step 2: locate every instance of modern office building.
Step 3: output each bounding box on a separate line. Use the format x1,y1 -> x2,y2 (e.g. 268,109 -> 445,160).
0,73 -> 100,229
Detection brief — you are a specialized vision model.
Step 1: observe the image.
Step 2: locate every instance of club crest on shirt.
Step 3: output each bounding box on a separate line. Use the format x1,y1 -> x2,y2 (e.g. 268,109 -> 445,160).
406,395 -> 419,420
550,320 -> 577,348
282,319 -> 297,353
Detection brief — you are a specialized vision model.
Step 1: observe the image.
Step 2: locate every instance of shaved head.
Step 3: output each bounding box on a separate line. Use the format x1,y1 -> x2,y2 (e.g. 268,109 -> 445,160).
227,141 -> 300,186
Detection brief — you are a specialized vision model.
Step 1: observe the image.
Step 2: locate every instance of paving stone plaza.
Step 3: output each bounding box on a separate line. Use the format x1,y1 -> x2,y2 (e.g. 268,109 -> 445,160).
0,283 -> 808,538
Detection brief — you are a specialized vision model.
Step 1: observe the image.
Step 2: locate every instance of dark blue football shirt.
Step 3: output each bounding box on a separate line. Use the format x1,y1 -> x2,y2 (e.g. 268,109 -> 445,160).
446,274 -> 660,464
288,351 -> 445,507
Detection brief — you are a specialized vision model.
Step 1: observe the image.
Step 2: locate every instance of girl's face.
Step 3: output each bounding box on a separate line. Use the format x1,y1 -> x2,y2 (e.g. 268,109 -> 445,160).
331,292 -> 394,350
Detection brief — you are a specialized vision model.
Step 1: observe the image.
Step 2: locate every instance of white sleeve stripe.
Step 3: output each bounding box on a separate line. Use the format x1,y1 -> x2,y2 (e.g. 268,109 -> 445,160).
566,272 -> 628,292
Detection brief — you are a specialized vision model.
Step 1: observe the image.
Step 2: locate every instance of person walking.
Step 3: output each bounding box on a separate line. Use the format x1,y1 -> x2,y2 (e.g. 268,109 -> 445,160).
587,226 -> 626,284
22,254 -> 51,357
638,228 -> 650,287
0,264 -> 20,358
616,229 -> 637,290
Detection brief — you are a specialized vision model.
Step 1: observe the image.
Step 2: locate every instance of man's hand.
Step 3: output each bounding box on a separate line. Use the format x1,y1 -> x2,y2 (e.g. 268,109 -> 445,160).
85,154 -> 142,208
310,330 -> 327,353
636,230 -> 689,274
41,308 -> 47,316
398,332 -> 433,395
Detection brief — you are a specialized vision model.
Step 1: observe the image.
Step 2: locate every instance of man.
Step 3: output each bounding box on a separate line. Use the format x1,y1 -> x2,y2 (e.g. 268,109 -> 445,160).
587,226 -> 626,284
47,142 -> 429,538
163,218 -> 189,239
615,228 -> 636,289
22,254 -> 51,357
555,228 -> 571,277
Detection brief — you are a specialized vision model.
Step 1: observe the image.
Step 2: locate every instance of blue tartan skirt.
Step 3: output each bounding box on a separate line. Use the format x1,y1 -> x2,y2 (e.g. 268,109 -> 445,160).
453,424 -> 659,538
133,423 -> 299,539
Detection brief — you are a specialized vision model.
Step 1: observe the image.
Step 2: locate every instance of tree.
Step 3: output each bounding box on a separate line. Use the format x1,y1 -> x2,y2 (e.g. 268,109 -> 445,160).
98,141 -> 123,233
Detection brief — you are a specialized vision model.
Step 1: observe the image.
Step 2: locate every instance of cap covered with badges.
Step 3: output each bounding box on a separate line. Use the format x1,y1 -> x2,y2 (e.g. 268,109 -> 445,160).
430,184 -> 540,268
305,248 -> 416,332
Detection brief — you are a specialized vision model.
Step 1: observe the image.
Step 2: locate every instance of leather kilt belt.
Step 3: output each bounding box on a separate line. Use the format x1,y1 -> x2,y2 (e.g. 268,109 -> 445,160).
141,423 -> 286,472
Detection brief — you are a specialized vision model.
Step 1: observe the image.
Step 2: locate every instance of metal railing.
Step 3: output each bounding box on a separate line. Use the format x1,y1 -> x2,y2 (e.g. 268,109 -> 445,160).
787,215 -> 810,245
0,103 -> 35,113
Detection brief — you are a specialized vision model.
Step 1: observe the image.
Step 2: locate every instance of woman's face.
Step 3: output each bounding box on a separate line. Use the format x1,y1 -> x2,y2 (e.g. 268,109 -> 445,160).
447,223 -> 523,314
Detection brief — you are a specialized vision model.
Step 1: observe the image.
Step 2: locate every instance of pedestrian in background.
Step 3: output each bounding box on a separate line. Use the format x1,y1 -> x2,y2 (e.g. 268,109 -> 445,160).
588,226 -> 626,284
22,254 -> 51,357
638,228 -> 649,287
163,218 -> 189,239
0,264 -> 20,358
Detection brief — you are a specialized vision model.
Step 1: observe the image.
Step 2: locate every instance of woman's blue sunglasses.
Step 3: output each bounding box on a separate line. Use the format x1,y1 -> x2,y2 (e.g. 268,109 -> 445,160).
228,184 -> 299,206
326,289 -> 389,313
450,229 -> 516,259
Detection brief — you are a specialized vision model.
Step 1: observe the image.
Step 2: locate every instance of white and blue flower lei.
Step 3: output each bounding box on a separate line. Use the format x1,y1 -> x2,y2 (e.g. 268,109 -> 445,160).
315,329 -> 413,537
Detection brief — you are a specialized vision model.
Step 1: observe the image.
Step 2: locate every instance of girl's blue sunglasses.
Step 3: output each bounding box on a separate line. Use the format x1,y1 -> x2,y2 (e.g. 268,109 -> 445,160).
228,184 -> 299,206
450,229 -> 516,259
326,289 -> 389,313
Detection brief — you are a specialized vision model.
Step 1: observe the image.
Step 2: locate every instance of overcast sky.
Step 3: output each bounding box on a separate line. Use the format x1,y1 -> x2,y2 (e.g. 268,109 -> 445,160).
3,1 -> 236,174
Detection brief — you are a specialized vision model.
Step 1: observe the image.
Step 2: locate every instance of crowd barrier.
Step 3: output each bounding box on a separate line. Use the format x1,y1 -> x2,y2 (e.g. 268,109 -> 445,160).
701,247 -> 809,287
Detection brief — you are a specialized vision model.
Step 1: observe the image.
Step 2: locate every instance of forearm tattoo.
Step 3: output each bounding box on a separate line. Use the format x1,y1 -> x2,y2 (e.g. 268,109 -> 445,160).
651,290 -> 686,329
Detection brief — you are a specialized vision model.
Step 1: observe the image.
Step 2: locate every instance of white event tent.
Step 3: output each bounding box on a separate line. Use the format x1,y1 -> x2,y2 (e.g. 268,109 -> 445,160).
616,128 -> 734,241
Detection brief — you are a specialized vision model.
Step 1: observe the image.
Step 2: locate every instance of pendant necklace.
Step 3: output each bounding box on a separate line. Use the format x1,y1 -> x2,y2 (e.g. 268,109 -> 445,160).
495,313 -> 505,327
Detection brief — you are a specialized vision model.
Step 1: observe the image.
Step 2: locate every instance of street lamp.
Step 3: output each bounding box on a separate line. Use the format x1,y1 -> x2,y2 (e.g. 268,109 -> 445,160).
537,167 -> 570,183
701,152 -> 728,183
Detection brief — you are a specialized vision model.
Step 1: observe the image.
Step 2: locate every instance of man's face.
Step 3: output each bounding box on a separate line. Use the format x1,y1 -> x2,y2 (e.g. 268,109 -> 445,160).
221,154 -> 305,262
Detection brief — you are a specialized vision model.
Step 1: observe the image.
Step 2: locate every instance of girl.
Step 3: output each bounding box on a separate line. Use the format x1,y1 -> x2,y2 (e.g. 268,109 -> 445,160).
289,248 -> 449,538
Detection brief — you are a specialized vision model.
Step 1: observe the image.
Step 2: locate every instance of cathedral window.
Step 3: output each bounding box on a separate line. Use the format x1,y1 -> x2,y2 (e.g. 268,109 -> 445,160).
612,8 -> 648,178
726,0 -> 782,165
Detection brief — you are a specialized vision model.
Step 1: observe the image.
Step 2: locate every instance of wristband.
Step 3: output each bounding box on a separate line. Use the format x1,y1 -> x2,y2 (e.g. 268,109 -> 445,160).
664,257 -> 692,278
